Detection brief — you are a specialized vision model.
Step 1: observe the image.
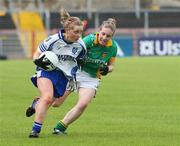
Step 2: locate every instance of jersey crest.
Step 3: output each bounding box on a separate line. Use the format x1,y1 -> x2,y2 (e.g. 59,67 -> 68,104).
102,52 -> 108,58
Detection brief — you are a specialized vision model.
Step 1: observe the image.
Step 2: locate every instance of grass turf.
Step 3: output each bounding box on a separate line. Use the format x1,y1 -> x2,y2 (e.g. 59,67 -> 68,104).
0,56 -> 179,146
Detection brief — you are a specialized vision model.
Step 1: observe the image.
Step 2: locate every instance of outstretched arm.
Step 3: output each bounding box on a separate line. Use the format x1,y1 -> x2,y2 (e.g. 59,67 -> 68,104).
99,57 -> 115,76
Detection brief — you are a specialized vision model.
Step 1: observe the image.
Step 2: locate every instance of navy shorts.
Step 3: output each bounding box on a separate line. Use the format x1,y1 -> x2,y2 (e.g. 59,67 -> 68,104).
31,69 -> 68,98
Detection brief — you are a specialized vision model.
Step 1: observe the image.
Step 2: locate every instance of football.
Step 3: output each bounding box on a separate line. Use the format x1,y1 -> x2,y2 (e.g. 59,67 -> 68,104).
39,51 -> 59,71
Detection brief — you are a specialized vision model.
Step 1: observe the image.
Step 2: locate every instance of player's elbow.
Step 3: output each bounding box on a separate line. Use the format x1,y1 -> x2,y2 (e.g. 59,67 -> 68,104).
108,65 -> 114,73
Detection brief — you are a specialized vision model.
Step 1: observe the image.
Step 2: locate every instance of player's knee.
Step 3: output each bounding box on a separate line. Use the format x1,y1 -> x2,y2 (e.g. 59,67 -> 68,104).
41,96 -> 54,106
78,102 -> 89,111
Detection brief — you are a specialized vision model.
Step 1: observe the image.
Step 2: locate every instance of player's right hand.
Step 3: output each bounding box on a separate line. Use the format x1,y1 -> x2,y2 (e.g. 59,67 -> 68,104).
33,54 -> 51,70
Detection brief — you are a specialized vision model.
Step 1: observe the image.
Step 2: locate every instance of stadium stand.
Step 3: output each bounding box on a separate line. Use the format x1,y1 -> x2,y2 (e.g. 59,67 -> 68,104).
0,0 -> 180,59
149,11 -> 180,27
49,11 -> 180,29
153,0 -> 180,9
0,31 -> 25,59
0,13 -> 16,29
12,11 -> 47,58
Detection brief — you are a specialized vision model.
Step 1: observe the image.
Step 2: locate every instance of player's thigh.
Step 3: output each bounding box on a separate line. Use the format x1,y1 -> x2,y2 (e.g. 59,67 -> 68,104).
78,87 -> 96,105
37,77 -> 54,97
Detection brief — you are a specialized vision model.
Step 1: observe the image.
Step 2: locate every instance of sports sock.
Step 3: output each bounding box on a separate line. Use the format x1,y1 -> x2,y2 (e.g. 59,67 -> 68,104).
32,121 -> 42,133
55,120 -> 68,132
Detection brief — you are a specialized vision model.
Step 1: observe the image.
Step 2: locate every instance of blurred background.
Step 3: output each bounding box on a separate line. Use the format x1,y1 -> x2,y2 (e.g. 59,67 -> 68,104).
0,0 -> 180,59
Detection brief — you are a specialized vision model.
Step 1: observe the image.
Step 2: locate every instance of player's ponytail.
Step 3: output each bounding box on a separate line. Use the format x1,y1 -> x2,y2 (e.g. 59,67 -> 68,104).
60,7 -> 70,25
60,8 -> 83,31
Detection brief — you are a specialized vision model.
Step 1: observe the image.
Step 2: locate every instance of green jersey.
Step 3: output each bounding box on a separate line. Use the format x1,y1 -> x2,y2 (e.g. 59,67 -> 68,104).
82,33 -> 117,78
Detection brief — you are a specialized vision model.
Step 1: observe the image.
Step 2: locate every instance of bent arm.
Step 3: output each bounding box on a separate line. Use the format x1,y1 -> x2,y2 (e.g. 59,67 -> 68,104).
33,49 -> 41,60
107,57 -> 116,73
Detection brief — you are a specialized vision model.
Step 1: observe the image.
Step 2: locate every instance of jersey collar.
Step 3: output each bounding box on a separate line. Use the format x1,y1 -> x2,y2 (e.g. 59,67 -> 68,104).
58,29 -> 73,44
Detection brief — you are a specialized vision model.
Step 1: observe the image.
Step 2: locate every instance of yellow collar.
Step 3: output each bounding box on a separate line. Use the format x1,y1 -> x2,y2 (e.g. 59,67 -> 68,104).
94,33 -> 112,47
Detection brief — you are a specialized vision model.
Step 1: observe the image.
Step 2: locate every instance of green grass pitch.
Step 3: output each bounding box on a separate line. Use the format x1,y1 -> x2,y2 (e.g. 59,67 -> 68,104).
0,56 -> 179,146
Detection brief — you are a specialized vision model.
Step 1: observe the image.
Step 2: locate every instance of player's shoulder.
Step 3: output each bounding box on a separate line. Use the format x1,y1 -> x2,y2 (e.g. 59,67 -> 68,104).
112,40 -> 118,50
77,38 -> 86,50
84,33 -> 96,40
111,40 -> 118,52
77,37 -> 85,45
44,33 -> 59,44
82,33 -> 96,45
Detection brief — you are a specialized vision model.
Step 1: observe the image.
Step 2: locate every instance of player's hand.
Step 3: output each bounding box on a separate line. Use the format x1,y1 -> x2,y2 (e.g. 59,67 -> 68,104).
99,65 -> 109,76
77,58 -> 85,67
77,55 -> 88,67
33,54 -> 51,70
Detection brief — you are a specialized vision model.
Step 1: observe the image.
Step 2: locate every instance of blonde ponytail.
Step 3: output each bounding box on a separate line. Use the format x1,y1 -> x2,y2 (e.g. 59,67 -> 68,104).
60,8 -> 83,31
60,8 -> 70,25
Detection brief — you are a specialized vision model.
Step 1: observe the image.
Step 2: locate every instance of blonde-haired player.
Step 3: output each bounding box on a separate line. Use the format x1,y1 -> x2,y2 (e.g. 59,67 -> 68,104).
52,18 -> 118,134
27,10 -> 86,138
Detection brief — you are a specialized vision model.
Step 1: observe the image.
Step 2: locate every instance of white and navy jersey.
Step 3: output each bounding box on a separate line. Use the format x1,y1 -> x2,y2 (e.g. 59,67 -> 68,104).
37,29 -> 86,79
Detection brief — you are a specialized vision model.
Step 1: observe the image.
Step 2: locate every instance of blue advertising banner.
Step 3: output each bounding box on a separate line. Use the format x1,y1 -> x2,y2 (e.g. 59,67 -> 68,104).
138,36 -> 180,56
114,36 -> 133,57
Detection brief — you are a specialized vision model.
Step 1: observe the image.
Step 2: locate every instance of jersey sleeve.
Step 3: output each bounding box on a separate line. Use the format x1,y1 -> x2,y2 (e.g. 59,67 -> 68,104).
38,34 -> 59,52
77,38 -> 87,59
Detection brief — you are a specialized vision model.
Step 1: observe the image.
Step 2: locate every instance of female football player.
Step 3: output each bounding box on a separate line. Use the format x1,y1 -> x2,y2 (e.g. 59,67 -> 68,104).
27,13 -> 86,138
52,18 -> 118,134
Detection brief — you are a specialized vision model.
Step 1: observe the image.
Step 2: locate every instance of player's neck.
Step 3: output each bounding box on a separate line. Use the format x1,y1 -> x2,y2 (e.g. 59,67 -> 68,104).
64,34 -> 74,43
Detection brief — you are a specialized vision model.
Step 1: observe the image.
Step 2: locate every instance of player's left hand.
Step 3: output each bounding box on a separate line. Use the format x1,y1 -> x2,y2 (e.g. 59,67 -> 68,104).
77,58 -> 85,67
99,65 -> 109,76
